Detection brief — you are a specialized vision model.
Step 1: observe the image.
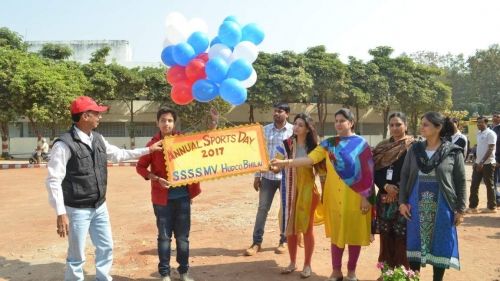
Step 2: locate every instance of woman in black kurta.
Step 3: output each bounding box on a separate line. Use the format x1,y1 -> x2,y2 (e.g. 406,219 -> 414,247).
372,112 -> 414,270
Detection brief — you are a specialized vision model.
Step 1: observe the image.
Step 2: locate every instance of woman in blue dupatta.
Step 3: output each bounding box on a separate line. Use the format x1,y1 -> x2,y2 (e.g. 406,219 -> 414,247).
399,112 -> 466,281
272,109 -> 374,281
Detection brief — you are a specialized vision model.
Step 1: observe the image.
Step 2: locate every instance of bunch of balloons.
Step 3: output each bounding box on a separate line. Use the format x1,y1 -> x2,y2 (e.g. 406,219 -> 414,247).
161,13 -> 265,106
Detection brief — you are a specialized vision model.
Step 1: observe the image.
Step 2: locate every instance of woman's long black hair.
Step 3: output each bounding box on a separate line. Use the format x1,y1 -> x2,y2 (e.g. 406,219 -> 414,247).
293,113 -> 318,153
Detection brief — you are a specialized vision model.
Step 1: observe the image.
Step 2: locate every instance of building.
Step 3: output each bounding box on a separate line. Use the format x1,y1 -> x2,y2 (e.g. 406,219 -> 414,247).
3,101 -> 390,157
27,40 -> 132,64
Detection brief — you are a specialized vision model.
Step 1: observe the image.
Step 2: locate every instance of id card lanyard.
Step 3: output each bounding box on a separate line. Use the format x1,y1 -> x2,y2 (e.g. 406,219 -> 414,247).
386,165 -> 394,181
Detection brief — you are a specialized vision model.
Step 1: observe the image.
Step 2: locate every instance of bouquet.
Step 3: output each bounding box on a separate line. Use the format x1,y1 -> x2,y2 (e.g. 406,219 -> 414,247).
377,262 -> 419,281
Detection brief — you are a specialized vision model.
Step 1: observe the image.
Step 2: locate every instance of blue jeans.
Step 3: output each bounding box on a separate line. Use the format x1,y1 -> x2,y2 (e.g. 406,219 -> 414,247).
252,178 -> 286,245
153,196 -> 191,277
65,203 -> 113,281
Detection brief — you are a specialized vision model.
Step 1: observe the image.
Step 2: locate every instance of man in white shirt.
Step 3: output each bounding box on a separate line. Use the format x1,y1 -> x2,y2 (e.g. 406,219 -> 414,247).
492,112 -> 500,206
35,136 -> 50,163
466,116 -> 497,214
46,96 -> 162,281
244,102 -> 293,256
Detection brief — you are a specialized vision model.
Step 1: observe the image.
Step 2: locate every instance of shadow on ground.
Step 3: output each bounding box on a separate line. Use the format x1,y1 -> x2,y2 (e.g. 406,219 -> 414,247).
462,215 -> 500,229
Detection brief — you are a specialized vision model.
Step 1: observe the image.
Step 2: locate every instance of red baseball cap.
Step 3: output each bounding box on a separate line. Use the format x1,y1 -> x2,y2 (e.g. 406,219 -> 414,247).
70,96 -> 109,114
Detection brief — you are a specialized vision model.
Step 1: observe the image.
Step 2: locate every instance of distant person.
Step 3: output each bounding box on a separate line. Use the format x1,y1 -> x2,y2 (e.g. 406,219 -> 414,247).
245,102 -> 293,256
450,118 -> 467,157
466,116 -> 497,214
35,136 -> 50,163
45,96 -> 163,281
491,112 -> 500,206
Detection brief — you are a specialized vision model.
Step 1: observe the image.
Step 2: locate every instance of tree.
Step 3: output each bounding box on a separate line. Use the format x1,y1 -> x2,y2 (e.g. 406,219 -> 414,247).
346,57 -> 371,133
90,46 -> 111,64
9,54 -> 89,140
0,27 -> 26,157
0,27 -> 26,50
169,98 -> 233,131
246,51 -> 312,123
410,51 -> 473,114
468,44 -> 500,114
0,47 -> 26,157
246,52 -> 275,123
368,46 -> 399,139
303,46 -> 347,137
82,46 -> 116,102
393,56 -> 452,135
109,64 -> 146,148
139,66 -> 170,101
39,43 -> 73,60
82,63 -> 116,101
268,51 -> 313,103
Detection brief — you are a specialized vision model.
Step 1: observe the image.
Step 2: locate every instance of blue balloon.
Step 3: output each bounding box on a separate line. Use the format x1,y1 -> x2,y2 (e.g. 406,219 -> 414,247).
220,78 -> 247,106
218,21 -> 242,48
192,79 -> 219,102
187,32 -> 209,55
210,36 -> 221,47
242,23 -> 265,45
205,57 -> 229,83
227,59 -> 253,81
172,43 -> 195,66
160,46 -> 176,66
223,15 -> 240,25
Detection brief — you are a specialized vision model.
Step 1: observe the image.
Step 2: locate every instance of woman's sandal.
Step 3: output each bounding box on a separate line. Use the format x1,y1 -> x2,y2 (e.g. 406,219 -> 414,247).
300,266 -> 312,278
281,264 -> 297,274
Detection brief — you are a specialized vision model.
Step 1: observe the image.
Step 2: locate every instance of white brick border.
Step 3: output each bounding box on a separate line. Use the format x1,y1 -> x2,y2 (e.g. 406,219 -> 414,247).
0,162 -> 137,170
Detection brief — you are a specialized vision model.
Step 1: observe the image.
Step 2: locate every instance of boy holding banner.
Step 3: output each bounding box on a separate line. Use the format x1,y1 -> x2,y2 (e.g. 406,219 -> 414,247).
136,107 -> 218,281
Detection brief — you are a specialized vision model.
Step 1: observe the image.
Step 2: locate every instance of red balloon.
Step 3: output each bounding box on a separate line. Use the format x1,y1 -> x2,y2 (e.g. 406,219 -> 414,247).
185,59 -> 206,82
166,65 -> 187,85
171,80 -> 194,105
196,53 -> 209,62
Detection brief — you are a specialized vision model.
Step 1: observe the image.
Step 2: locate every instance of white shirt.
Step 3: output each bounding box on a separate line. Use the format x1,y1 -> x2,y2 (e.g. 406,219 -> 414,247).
37,139 -> 49,153
475,128 -> 497,164
45,126 -> 150,215
451,131 -> 467,156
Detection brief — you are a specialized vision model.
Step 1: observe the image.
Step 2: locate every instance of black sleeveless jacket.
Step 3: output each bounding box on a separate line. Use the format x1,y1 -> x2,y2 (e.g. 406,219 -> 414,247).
56,126 -> 108,209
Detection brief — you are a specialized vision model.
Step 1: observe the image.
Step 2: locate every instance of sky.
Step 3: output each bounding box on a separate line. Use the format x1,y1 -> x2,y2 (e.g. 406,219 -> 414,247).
1,0 -> 499,63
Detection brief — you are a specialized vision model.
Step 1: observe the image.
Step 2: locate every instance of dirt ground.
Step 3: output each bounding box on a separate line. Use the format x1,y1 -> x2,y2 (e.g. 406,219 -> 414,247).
0,165 -> 499,281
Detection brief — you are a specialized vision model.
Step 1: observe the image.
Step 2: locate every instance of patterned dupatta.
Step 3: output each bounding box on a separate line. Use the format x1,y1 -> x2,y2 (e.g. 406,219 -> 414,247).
320,135 -> 374,197
277,138 -> 297,235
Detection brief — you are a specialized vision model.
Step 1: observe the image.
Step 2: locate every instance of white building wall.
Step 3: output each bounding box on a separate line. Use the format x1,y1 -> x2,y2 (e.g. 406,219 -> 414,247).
27,40 -> 132,64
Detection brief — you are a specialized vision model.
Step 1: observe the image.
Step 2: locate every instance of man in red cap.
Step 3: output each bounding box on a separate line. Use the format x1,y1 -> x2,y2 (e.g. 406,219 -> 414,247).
46,96 -> 163,281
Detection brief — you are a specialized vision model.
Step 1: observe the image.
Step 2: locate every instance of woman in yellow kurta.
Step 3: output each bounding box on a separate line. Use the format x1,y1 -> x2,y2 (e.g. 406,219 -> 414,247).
272,109 -> 374,281
274,113 -> 324,279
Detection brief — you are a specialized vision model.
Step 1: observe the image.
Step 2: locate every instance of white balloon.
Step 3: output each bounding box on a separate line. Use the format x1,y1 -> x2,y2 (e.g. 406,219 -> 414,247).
241,68 -> 257,88
226,53 -> 236,64
232,41 -> 259,63
208,43 -> 233,62
188,17 -> 209,34
164,12 -> 187,30
162,37 -> 174,48
165,24 -> 188,45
